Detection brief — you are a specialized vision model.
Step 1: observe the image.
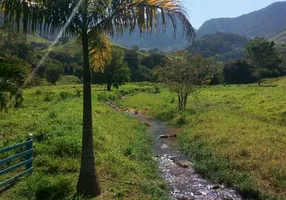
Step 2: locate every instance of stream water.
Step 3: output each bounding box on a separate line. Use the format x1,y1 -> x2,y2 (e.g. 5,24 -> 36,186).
107,103 -> 243,200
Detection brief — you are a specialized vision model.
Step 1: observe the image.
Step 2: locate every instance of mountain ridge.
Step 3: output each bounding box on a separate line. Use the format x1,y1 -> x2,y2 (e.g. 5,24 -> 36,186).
197,1 -> 286,38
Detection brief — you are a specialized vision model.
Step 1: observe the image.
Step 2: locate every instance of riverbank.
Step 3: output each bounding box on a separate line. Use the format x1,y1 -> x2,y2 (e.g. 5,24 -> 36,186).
117,81 -> 286,200
0,84 -> 169,200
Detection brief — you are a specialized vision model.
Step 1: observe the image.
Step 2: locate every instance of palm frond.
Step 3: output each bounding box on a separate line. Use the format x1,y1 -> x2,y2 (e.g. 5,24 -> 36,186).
88,30 -> 112,72
97,0 -> 195,42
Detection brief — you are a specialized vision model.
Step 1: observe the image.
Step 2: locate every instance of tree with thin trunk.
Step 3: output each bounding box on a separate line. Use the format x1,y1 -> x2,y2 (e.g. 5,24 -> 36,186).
159,51 -> 213,111
1,0 -> 195,197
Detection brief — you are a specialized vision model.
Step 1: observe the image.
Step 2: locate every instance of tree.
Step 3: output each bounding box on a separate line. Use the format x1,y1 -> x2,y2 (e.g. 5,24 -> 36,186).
124,49 -> 140,81
186,32 -> 248,61
223,59 -> 254,84
246,37 -> 281,86
160,51 -> 213,111
106,49 -> 130,91
0,52 -> 27,112
2,0 -> 195,197
0,29 -> 32,60
141,53 -> 167,69
95,48 -> 131,91
45,65 -> 63,85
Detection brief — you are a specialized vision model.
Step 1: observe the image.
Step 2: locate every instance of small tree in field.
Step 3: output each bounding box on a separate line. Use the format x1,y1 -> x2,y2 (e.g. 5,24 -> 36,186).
45,65 -> 63,85
160,51 -> 213,111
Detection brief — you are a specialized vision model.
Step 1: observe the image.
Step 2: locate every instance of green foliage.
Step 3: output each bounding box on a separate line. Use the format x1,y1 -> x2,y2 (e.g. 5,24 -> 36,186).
0,30 -> 32,60
141,53 -> 167,69
223,59 -> 255,84
0,84 -> 169,200
159,51 -> 214,111
246,37 -> 281,85
45,65 -> 63,85
56,75 -> 81,85
124,49 -> 140,82
187,32 -> 248,61
119,80 -> 286,199
58,91 -> 73,101
17,173 -> 74,200
93,48 -> 131,91
0,52 -> 28,111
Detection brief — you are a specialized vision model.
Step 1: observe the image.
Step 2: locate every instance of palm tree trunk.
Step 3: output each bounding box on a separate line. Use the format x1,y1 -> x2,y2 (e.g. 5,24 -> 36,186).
77,3 -> 101,196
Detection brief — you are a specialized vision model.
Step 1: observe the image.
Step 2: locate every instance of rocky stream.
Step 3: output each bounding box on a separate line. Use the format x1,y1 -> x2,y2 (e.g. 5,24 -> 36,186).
106,102 -> 243,200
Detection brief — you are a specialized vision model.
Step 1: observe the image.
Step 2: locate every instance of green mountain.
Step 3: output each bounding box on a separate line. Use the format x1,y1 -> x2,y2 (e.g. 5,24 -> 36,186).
197,1 -> 286,38
186,32 -> 248,61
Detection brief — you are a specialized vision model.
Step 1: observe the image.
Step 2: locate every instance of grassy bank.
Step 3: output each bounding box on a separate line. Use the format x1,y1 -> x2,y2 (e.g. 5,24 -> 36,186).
0,84 -> 169,200
118,78 -> 286,199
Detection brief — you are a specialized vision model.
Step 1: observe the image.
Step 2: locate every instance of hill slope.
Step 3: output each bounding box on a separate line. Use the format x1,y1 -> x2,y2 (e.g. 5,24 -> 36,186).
197,1 -> 286,38
186,32 -> 248,61
269,30 -> 286,44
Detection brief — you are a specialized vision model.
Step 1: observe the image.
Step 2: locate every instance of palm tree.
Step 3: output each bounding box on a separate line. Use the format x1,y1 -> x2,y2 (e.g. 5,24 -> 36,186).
1,0 -> 195,197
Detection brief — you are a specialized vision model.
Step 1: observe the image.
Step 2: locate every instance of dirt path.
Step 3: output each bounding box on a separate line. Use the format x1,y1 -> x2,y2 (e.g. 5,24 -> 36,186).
107,102 -> 242,200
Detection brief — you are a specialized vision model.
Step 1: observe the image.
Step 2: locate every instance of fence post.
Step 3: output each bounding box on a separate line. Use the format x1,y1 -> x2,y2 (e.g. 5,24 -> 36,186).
26,133 -> 33,170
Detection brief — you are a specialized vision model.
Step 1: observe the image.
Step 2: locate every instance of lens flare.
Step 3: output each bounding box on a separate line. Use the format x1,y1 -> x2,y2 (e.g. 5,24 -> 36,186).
8,0 -> 84,106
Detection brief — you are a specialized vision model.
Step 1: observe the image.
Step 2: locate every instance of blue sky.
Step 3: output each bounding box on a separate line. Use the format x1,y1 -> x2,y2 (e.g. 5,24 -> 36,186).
183,0 -> 284,29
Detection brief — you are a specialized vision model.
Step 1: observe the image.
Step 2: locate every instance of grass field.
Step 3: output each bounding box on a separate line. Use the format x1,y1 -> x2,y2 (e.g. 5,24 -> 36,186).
118,78 -> 286,199
27,34 -> 52,45
0,84 -> 169,200
46,37 -> 149,57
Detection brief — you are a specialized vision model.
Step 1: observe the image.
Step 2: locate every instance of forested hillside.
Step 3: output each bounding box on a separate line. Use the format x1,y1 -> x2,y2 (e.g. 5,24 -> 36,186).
197,1 -> 286,38
186,32 -> 248,61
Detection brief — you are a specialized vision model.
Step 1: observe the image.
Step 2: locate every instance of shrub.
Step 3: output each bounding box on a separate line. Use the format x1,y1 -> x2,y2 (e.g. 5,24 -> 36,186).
18,173 -> 74,200
35,89 -> 43,95
58,91 -> 72,101
44,92 -> 52,102
48,136 -> 81,158
154,86 -> 161,94
175,113 -> 187,125
97,92 -> 118,102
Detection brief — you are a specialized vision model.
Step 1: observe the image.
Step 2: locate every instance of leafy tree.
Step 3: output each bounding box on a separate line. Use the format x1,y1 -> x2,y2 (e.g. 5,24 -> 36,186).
159,51 -> 213,111
0,52 -> 27,111
141,53 -> 167,69
223,59 -> 254,84
0,30 -> 32,60
2,0 -> 195,197
97,48 -> 131,91
278,53 -> 286,75
246,37 -> 281,86
45,65 -> 63,85
186,32 -> 248,61
124,49 -> 140,81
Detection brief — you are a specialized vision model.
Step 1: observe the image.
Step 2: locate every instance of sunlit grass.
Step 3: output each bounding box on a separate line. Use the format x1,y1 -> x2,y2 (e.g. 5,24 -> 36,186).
0,84 -> 168,200
119,78 -> 286,199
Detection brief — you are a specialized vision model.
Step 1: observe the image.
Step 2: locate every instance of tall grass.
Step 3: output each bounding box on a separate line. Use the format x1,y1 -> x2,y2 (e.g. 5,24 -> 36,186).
0,84 -> 168,200
118,79 -> 286,199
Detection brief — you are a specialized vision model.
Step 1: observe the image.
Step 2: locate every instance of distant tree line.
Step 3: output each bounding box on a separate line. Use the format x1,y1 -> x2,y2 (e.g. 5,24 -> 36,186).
1,28 -> 286,92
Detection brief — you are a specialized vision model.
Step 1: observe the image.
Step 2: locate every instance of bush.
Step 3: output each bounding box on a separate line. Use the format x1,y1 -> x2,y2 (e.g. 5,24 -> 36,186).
44,92 -> 52,102
35,89 -> 43,95
18,173 -> 74,200
47,136 -> 81,158
97,92 -> 118,102
154,86 -> 161,94
175,113 -> 187,125
58,91 -> 72,101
